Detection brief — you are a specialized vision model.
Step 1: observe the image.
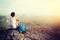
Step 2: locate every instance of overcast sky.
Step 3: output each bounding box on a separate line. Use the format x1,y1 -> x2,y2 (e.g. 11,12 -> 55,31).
0,0 -> 60,19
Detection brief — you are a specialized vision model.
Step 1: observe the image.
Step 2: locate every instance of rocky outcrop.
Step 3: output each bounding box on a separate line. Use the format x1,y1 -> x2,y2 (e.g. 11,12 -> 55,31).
0,28 -> 60,40
0,29 -> 25,40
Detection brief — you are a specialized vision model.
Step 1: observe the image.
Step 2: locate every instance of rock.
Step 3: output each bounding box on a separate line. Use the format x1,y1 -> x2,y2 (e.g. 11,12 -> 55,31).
24,38 -> 31,40
0,27 -> 60,40
6,29 -> 24,40
0,29 -> 25,40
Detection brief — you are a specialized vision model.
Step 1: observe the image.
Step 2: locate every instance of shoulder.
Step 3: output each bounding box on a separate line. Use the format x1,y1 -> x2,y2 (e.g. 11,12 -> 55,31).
10,16 -> 16,20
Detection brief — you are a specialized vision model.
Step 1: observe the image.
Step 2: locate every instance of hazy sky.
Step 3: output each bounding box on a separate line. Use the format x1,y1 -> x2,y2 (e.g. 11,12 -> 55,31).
0,0 -> 60,19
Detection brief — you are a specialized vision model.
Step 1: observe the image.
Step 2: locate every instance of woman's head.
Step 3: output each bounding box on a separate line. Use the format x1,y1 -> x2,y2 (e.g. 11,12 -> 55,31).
11,12 -> 15,17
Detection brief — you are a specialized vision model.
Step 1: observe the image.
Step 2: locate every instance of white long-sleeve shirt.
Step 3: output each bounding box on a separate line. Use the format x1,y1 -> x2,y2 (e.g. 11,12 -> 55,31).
10,16 -> 16,28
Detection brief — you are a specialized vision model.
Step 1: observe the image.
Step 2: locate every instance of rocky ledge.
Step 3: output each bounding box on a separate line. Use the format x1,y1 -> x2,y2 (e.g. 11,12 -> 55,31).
0,28 -> 60,40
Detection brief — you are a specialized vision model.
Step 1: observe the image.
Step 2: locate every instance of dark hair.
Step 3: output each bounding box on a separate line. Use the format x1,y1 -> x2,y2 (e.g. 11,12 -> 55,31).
11,12 -> 15,17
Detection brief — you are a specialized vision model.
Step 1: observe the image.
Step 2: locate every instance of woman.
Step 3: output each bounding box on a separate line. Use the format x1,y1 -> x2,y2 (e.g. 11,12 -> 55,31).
10,12 -> 26,34
10,12 -> 20,29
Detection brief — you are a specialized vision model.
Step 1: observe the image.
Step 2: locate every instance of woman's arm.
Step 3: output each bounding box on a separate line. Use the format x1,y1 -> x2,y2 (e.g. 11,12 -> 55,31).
15,17 -> 20,26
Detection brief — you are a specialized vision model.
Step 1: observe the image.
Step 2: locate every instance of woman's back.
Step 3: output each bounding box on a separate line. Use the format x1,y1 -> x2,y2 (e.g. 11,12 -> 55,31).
10,17 -> 16,28
9,12 -> 17,29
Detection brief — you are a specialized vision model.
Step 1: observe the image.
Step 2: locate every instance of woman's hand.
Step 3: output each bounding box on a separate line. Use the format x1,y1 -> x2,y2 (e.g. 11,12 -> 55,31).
15,17 -> 20,26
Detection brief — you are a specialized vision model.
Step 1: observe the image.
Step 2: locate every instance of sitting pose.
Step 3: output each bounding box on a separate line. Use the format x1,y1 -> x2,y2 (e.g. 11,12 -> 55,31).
10,12 -> 26,33
10,12 -> 20,29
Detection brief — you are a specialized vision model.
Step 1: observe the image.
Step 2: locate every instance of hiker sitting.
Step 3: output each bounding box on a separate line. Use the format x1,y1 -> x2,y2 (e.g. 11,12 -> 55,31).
10,12 -> 26,33
10,12 -> 20,29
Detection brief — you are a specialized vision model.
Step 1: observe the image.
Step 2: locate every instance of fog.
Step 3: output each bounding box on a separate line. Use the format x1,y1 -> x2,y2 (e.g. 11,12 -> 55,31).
0,0 -> 60,25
